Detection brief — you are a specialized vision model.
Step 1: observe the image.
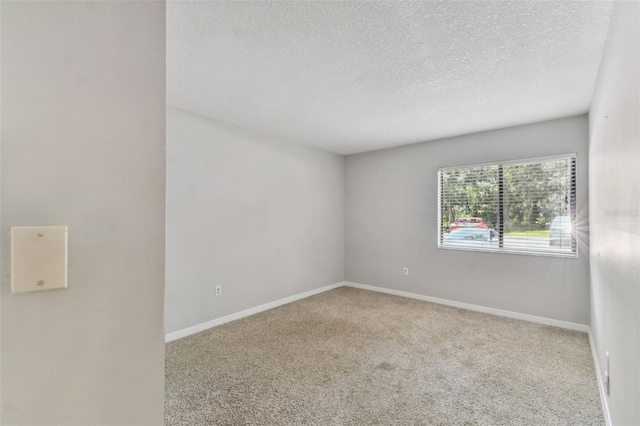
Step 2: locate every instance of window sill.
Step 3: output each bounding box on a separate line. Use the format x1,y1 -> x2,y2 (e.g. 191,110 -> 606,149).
437,244 -> 578,259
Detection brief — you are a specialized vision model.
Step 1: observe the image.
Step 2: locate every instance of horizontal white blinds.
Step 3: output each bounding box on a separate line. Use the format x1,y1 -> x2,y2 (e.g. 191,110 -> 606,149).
438,155 -> 577,256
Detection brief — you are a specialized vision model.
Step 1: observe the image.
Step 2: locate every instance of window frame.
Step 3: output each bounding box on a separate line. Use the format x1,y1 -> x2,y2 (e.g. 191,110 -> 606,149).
437,153 -> 578,258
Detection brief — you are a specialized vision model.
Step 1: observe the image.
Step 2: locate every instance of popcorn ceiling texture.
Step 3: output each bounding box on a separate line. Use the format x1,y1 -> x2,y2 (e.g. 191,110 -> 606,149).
167,1 -> 612,155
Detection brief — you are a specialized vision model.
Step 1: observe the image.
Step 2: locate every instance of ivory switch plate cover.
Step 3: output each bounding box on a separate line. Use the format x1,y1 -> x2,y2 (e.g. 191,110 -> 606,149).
11,226 -> 68,293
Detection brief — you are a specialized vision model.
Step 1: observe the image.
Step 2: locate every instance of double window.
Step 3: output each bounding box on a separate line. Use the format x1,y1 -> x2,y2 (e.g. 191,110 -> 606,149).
438,154 -> 577,257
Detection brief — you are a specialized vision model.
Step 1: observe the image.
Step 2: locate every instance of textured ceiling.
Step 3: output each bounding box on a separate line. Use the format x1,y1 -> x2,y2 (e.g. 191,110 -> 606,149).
167,1 -> 612,155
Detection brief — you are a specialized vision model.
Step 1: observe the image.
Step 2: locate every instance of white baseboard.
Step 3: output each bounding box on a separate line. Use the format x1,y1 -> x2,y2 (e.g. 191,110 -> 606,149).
165,282 -> 344,343
343,281 -> 590,333
167,280 -> 590,341
588,330 -> 612,426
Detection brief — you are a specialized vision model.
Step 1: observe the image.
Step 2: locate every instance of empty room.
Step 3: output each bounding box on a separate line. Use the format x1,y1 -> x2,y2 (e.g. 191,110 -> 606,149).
1,1 -> 639,426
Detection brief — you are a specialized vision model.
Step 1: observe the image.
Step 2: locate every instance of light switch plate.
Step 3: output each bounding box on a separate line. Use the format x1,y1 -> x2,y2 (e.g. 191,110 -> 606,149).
11,226 -> 68,293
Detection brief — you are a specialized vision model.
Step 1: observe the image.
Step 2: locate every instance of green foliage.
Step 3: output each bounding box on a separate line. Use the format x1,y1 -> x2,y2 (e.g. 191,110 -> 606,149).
441,159 -> 572,232
504,230 -> 550,237
441,165 -> 498,228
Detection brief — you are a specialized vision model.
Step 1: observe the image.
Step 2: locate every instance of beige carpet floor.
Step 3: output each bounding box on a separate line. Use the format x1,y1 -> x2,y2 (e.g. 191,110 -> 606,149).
165,287 -> 603,425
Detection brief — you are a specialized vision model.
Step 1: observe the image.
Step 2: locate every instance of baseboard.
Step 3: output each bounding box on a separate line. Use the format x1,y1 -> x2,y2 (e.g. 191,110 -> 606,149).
343,282 -> 590,333
165,281 -> 344,343
588,329 -> 612,426
168,280 -> 590,342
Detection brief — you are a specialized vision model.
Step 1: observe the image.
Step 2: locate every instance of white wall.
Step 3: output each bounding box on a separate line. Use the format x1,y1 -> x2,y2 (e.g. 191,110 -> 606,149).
588,1 -> 639,424
165,107 -> 344,334
1,2 -> 166,425
345,116 -> 590,324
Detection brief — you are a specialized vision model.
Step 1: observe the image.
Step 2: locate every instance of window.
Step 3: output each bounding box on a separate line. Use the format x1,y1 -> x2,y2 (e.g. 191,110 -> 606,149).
438,154 -> 577,257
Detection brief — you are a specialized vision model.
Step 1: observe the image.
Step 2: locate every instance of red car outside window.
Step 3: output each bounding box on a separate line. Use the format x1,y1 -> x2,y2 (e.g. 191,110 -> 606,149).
449,217 -> 489,231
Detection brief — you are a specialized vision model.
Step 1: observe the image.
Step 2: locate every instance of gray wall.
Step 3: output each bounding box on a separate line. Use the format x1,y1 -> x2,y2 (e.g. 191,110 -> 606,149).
165,107 -> 344,334
1,2 -> 166,425
345,115 -> 590,324
588,1 -> 639,424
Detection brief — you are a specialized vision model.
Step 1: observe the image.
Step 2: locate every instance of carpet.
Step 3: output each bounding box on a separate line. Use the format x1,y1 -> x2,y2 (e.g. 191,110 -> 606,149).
165,287 -> 603,425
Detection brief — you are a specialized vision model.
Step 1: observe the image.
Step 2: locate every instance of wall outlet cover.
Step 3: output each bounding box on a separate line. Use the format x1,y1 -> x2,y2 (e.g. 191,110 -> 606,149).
11,226 -> 68,293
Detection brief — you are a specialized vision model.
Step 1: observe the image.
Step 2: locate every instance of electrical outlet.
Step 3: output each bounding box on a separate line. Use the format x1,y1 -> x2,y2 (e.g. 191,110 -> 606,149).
403,268 -> 409,276
215,285 -> 222,297
605,351 -> 610,396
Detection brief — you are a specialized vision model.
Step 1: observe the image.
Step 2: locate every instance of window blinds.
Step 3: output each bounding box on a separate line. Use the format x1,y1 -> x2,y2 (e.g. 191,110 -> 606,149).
438,155 -> 577,257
